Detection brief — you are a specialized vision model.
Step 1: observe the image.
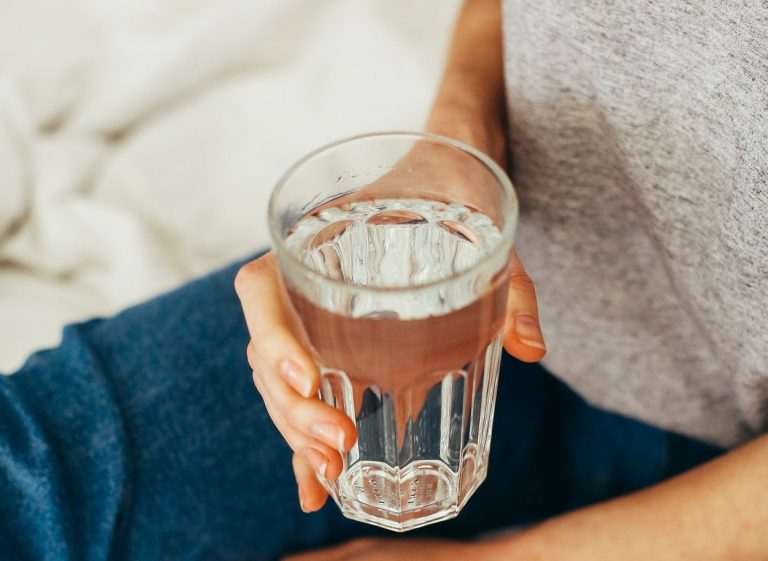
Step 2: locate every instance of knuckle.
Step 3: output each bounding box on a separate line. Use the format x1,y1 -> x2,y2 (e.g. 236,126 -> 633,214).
233,265 -> 253,295
251,370 -> 265,393
281,422 -> 316,454
509,268 -> 537,296
277,385 -> 305,414
255,331 -> 291,366
246,341 -> 259,370
234,255 -> 273,295
256,362 -> 303,412
283,398 -> 321,431
277,426 -> 301,453
247,340 -> 277,377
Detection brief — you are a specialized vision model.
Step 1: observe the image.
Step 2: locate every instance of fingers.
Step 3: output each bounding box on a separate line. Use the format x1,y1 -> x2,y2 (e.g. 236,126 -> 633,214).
235,253 -> 358,509
503,250 -> 547,363
292,452 -> 329,514
254,371 -> 345,480
260,374 -> 339,514
236,254 -> 319,397
249,344 -> 357,453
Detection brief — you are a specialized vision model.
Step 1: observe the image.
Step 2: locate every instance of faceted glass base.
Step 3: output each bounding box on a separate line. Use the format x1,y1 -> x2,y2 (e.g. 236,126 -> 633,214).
318,336 -> 503,531
322,446 -> 489,531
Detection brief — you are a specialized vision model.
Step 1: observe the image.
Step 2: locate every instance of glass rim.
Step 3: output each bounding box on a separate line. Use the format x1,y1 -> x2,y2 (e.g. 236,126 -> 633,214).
268,130 -> 518,295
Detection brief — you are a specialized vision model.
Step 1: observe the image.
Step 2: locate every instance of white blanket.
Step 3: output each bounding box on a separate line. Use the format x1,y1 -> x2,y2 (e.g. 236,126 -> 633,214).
0,0 -> 460,372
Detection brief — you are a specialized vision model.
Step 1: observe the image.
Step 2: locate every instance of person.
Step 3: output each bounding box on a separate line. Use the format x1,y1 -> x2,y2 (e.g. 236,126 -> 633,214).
1,0 -> 766,559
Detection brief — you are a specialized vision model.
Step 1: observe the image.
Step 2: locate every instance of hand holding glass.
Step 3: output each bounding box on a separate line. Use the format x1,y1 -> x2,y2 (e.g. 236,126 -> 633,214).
267,132 -> 517,531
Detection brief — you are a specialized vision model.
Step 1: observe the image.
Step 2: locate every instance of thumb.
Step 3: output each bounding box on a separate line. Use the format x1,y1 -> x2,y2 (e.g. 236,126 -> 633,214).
503,250 -> 546,362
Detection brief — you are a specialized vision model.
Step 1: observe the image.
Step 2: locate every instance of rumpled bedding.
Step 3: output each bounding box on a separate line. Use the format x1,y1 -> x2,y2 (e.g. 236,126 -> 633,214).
0,0 -> 460,372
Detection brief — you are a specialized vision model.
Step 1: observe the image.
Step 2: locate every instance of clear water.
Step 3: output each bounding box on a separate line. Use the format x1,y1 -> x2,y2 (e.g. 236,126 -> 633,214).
284,198 -> 508,531
284,198 -> 503,319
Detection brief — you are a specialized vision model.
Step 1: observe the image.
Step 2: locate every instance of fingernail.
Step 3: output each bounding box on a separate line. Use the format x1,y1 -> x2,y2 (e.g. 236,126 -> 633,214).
280,359 -> 313,398
515,314 -> 546,350
301,447 -> 329,478
311,422 -> 346,451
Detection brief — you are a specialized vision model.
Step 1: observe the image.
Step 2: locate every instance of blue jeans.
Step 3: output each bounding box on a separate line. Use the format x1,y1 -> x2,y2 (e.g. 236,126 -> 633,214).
0,257 -> 721,561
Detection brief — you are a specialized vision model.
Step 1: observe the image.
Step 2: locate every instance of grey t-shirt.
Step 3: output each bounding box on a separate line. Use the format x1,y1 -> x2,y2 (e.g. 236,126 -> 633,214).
501,0 -> 767,447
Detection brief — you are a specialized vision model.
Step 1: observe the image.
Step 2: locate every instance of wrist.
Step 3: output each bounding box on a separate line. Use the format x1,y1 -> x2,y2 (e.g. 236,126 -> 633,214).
425,93 -> 506,165
427,0 -> 505,162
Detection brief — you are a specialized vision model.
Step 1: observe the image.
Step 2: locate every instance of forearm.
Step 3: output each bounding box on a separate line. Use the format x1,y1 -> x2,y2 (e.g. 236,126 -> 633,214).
427,0 -> 505,160
504,435 -> 768,560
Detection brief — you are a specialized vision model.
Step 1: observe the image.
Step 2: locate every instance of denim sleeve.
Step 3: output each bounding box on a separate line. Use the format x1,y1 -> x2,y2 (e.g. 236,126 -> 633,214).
0,259 -> 318,561
0,326 -> 129,561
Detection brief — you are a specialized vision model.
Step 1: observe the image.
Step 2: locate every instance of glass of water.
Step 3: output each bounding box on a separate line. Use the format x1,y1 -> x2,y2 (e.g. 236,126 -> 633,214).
268,132 -> 517,531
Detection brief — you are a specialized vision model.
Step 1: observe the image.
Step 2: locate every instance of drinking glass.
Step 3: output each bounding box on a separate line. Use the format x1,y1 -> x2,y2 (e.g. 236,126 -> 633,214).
268,132 -> 517,531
